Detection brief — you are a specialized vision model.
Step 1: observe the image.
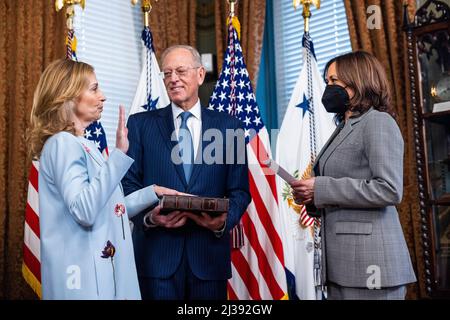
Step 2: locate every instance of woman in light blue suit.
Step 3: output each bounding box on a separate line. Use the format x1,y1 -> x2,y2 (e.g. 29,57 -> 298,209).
29,59 -> 177,299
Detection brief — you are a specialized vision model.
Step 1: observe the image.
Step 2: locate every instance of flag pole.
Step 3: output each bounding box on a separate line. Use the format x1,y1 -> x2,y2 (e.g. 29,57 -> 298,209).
55,0 -> 86,60
293,0 -> 320,33
228,0 -> 237,18
131,0 -> 157,28
55,0 -> 85,30
224,0 -> 245,250
227,0 -> 240,39
294,0 -> 324,299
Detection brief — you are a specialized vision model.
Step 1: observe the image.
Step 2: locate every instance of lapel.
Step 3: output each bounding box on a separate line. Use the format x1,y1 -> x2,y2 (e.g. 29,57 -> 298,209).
187,107 -> 212,188
79,139 -> 105,167
156,105 -> 188,188
312,122 -> 343,171
313,109 -> 372,174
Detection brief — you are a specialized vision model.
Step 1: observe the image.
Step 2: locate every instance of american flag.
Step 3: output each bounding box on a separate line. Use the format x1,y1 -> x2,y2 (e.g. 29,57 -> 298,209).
22,29 -> 109,298
208,16 -> 288,300
83,121 -> 109,155
22,160 -> 41,297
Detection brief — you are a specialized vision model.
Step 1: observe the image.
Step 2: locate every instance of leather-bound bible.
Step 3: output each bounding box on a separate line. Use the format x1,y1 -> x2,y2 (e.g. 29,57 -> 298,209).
159,195 -> 229,216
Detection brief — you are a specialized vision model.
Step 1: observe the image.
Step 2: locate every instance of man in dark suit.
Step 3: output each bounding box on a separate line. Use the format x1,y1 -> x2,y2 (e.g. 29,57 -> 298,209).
122,45 -> 251,300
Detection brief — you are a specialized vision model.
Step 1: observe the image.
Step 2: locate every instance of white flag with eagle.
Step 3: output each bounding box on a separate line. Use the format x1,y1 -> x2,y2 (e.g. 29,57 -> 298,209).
276,33 -> 335,300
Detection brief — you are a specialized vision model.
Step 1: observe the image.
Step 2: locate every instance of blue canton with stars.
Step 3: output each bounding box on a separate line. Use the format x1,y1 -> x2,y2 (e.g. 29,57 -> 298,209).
84,121 -> 108,154
208,23 -> 265,143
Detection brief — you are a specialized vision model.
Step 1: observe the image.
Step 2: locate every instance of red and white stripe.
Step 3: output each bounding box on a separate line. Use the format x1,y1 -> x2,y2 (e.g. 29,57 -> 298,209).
300,205 -> 315,227
228,128 -> 288,300
22,160 -> 42,298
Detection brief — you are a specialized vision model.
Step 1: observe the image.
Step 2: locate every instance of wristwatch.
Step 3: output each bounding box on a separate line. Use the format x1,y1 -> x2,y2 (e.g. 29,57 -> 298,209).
213,221 -> 227,238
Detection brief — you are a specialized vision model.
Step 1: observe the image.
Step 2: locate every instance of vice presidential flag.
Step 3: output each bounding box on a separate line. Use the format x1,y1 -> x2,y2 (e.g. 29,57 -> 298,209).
275,33 -> 335,300
129,26 -> 169,115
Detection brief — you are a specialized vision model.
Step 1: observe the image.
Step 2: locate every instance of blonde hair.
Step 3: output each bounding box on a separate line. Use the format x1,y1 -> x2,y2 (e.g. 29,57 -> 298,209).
28,59 -> 94,159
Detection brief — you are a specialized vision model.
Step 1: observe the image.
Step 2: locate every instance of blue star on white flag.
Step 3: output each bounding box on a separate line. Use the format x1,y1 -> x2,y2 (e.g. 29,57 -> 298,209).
129,26 -> 169,116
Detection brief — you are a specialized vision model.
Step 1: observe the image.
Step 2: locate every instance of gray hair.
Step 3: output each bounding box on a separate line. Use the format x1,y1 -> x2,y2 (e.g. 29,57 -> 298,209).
161,45 -> 202,67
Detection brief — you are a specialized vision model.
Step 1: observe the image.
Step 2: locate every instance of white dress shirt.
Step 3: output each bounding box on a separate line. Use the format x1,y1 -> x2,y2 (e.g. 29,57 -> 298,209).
171,100 -> 202,160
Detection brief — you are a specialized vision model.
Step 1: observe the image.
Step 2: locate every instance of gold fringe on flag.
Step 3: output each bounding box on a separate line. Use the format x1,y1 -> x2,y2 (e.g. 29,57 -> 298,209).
65,34 -> 77,53
22,263 -> 42,299
227,16 -> 241,41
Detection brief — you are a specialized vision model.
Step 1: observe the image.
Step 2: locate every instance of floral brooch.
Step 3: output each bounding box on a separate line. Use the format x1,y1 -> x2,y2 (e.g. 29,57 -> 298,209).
115,203 -> 126,240
101,240 -> 116,297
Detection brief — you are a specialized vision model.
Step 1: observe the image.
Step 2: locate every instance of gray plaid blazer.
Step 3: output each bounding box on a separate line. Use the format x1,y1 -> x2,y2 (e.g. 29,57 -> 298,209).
313,108 -> 417,288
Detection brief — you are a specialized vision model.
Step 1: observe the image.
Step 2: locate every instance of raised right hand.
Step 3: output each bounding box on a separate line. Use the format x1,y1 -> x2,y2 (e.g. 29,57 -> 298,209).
115,105 -> 129,153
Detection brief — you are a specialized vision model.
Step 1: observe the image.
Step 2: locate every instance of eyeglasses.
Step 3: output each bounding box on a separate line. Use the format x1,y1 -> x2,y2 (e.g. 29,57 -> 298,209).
160,66 -> 200,80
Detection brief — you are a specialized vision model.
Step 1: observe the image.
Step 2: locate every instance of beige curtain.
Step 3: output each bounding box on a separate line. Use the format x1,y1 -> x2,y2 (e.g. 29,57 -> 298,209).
214,0 -> 266,88
0,0 -> 65,299
149,0 -> 197,60
343,0 -> 425,299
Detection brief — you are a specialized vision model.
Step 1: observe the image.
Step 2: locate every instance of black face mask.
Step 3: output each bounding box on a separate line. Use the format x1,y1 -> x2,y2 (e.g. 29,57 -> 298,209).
321,84 -> 350,114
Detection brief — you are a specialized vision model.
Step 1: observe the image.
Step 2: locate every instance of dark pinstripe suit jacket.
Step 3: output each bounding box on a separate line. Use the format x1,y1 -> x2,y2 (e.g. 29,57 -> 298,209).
122,105 -> 251,281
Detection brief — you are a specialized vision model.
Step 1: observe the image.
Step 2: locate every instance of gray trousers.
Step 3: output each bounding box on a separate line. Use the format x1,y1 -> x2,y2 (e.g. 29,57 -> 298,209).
327,282 -> 407,300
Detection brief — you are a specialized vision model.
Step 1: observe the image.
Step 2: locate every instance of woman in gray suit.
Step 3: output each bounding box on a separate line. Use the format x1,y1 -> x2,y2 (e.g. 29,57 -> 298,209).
291,51 -> 416,300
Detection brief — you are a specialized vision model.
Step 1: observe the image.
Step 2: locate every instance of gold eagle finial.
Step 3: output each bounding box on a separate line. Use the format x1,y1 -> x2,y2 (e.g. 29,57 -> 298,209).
293,0 -> 320,10
55,0 -> 86,30
132,0 -> 158,27
293,0 -> 320,33
55,0 -> 85,12
227,0 -> 238,17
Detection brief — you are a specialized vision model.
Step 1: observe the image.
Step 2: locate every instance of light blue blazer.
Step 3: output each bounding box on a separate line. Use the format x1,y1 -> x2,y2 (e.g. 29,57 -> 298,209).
38,131 -> 158,300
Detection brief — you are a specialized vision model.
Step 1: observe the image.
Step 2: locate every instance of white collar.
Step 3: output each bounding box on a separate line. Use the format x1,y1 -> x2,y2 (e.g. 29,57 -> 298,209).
171,100 -> 202,121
